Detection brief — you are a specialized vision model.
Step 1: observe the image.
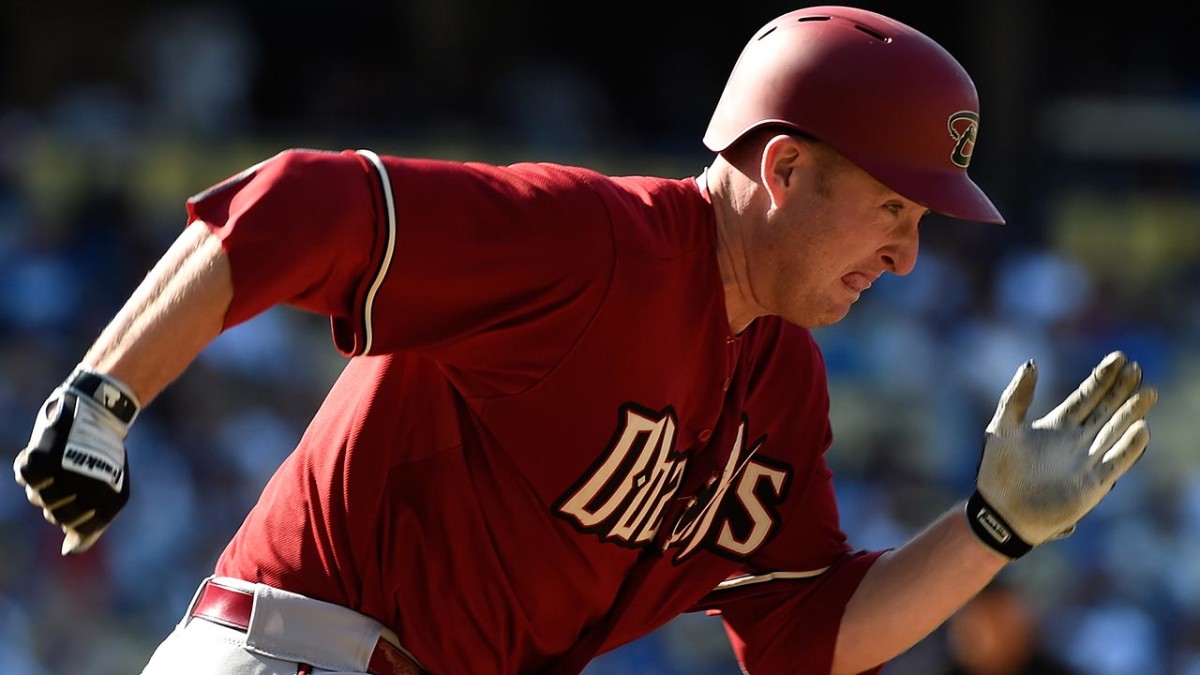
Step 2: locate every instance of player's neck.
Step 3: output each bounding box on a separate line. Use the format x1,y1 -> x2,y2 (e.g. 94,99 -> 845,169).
705,162 -> 765,335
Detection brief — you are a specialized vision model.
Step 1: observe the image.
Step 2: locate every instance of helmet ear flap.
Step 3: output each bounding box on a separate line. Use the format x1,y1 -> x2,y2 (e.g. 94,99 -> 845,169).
703,7 -> 1004,225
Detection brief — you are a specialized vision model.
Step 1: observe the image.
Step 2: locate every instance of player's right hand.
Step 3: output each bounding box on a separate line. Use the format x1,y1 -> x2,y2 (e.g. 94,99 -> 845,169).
967,351 -> 1157,559
13,368 -> 139,556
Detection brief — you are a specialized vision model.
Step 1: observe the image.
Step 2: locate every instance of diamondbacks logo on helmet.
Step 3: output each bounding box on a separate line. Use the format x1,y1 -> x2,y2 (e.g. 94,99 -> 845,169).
947,111 -> 979,168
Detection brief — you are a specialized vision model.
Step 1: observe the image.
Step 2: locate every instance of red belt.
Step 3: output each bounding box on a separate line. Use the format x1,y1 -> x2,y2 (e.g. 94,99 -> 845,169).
190,579 -> 426,675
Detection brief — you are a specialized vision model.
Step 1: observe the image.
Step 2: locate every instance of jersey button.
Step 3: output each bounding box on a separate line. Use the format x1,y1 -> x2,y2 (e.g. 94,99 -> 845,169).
698,429 -> 712,442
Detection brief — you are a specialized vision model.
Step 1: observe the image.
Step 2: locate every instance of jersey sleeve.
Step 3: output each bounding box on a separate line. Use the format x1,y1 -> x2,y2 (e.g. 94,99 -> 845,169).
186,148 -> 385,329
696,550 -> 886,675
690,458 -> 888,674
186,150 -> 615,395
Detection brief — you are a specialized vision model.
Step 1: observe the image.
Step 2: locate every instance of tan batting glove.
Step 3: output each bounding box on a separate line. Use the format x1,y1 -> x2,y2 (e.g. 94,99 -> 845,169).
966,351 -> 1157,559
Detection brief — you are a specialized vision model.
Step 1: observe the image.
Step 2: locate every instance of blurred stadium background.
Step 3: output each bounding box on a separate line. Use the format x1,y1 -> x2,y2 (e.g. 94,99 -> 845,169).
2,1 -> 1199,673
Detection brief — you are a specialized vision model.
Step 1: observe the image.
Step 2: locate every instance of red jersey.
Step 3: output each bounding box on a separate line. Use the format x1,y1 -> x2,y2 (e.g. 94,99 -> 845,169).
187,149 -> 884,674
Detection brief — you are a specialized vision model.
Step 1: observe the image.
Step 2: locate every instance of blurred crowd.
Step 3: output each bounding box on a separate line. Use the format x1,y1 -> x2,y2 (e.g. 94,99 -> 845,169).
2,2 -> 1199,674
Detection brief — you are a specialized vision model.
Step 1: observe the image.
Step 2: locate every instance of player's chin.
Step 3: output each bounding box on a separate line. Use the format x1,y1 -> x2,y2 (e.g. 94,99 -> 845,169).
818,307 -> 853,327
827,288 -> 867,321
783,302 -> 853,329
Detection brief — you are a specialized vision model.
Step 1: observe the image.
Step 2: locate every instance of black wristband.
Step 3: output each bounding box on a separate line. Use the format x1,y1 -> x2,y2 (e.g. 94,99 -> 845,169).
965,491 -> 1033,559
67,370 -> 140,425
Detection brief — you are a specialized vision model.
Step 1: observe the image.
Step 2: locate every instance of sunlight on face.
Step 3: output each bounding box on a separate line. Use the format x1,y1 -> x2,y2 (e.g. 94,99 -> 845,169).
748,140 -> 925,328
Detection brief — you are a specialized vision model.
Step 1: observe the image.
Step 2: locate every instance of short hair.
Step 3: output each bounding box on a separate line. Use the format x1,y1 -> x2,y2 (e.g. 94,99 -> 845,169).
722,127 -> 849,196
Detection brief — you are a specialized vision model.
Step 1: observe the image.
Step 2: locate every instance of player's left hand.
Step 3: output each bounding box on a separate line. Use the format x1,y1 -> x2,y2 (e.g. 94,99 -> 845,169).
967,351 -> 1157,559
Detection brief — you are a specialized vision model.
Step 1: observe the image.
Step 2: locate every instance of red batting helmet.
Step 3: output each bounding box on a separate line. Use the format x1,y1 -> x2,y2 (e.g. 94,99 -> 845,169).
704,6 -> 1004,224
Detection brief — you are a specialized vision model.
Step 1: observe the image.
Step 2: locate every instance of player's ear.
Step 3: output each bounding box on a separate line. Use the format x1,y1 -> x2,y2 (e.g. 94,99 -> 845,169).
761,134 -> 814,208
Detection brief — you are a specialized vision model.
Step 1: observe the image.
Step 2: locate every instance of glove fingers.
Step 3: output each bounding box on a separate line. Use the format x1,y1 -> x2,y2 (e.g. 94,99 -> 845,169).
1089,388 -> 1157,467
14,447 -> 57,489
43,503 -> 93,526
1083,360 -> 1143,431
987,360 -> 1039,432
1093,421 -> 1152,494
13,449 -> 30,487
49,499 -> 96,528
62,525 -> 106,556
34,485 -> 78,512
22,476 -> 59,508
26,474 -> 78,509
33,474 -> 81,502
1045,351 -> 1127,426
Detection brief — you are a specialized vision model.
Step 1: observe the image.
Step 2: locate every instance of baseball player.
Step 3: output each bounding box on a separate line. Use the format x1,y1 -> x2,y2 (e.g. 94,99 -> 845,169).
13,6 -> 1156,675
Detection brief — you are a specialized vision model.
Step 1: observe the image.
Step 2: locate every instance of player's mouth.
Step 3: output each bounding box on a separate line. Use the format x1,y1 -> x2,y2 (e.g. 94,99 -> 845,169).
841,272 -> 874,297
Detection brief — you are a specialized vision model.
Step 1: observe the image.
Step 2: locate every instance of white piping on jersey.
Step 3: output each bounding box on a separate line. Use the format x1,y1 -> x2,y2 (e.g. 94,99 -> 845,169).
715,567 -> 832,591
354,149 -> 397,355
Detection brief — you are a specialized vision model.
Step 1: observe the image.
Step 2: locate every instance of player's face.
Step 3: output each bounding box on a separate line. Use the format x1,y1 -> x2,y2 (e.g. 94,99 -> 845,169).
747,144 -> 925,328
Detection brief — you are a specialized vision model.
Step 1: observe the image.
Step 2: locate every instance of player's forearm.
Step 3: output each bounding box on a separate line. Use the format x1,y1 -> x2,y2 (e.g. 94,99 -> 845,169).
830,503 -> 1008,674
81,222 -> 232,405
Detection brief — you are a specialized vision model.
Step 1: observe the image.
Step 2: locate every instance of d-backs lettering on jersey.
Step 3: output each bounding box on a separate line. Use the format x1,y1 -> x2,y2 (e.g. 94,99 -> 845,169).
557,404 -> 791,563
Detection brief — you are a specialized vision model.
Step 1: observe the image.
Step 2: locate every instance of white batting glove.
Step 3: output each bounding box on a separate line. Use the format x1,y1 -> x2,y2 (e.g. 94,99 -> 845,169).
13,367 -> 139,555
966,351 -> 1157,559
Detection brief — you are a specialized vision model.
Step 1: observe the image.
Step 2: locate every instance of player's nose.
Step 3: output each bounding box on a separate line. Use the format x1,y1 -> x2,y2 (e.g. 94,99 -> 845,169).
880,219 -> 919,276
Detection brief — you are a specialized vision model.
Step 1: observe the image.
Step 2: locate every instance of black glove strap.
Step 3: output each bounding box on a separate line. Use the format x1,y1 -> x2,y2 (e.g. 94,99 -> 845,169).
965,491 -> 1033,559
67,370 -> 139,425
